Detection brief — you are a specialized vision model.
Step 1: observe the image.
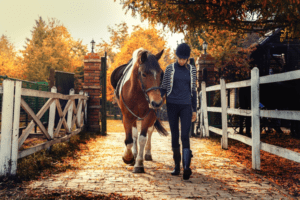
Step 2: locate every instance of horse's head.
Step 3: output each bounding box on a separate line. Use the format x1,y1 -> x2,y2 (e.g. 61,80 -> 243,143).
136,49 -> 164,109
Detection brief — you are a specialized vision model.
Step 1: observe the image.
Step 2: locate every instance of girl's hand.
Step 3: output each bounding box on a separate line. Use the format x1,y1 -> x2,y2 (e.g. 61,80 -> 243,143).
192,112 -> 196,122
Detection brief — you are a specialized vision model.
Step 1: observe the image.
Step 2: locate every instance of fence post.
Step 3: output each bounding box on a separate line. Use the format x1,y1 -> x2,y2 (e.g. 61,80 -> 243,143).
220,78 -> 228,149
84,92 -> 88,125
48,87 -> 57,139
10,81 -> 22,175
77,91 -> 84,127
0,80 -> 15,176
199,91 -> 204,137
67,89 -> 75,132
201,81 -> 209,137
101,56 -> 107,135
251,67 -> 261,170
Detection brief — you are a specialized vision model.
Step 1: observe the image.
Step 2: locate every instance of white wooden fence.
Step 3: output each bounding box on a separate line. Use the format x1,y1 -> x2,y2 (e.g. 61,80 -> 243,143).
0,79 -> 88,177
199,67 -> 300,170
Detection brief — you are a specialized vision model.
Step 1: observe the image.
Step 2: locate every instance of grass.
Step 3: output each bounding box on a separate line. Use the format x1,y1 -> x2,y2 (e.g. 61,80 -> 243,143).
16,131 -> 100,181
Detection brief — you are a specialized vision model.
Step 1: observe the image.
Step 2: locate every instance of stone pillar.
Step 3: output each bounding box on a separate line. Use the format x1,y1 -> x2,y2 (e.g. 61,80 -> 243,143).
83,53 -> 101,133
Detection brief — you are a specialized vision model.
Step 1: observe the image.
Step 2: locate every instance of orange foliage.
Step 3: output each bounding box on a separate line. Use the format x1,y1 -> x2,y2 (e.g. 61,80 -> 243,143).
22,18 -> 87,82
192,27 -> 257,82
119,0 -> 300,38
106,24 -> 173,102
0,35 -> 25,79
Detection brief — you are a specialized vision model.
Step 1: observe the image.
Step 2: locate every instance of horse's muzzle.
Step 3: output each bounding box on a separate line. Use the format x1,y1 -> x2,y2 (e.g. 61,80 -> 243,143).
151,100 -> 163,109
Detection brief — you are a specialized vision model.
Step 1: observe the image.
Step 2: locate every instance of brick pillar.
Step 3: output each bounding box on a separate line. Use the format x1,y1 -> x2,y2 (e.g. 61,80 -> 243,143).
196,53 -> 216,87
196,54 -> 217,133
83,53 -> 101,133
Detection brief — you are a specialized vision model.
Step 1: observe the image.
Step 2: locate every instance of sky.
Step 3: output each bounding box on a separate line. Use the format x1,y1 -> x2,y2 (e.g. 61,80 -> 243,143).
0,0 -> 184,53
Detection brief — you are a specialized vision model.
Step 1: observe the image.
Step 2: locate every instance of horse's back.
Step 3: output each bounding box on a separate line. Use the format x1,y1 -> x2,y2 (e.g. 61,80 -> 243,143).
111,63 -> 128,89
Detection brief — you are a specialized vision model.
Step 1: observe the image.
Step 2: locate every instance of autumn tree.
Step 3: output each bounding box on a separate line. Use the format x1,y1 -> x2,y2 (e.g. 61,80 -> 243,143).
0,35 -> 24,79
22,17 -> 87,82
187,27 -> 257,82
96,22 -> 129,64
106,24 -> 173,102
118,0 -> 300,38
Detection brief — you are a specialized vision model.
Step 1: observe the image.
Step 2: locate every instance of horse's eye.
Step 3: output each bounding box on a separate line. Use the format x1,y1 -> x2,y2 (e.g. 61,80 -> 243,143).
142,73 -> 146,77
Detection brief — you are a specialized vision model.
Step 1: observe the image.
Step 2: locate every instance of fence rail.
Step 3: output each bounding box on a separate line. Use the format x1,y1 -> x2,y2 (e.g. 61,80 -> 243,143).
0,76 -> 50,127
199,67 -> 300,170
0,79 -> 88,177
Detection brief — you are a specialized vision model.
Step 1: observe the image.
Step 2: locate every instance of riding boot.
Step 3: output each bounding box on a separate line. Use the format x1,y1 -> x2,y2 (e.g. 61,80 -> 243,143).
182,148 -> 193,180
171,148 -> 181,175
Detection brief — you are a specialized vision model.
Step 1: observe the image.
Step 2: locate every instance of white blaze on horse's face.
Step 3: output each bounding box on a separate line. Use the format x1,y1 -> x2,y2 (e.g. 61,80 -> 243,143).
137,49 -> 165,110
140,68 -> 163,109
152,70 -> 157,80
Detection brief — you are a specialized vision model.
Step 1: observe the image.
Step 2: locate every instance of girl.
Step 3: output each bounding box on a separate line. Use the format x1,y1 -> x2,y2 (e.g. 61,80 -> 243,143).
160,43 -> 197,180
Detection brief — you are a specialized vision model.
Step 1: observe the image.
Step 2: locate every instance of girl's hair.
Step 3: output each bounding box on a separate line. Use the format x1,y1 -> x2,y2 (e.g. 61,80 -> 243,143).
177,56 -> 189,70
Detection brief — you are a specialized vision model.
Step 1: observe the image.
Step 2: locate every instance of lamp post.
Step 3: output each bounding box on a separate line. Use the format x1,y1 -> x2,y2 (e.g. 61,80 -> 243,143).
203,41 -> 208,55
91,39 -> 95,53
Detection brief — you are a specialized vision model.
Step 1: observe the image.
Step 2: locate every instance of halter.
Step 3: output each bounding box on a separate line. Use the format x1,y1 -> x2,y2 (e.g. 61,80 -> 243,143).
138,73 -> 161,103
120,64 -> 161,120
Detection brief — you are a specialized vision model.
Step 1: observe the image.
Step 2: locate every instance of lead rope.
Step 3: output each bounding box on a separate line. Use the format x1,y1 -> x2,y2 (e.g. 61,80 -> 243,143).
121,90 -> 151,120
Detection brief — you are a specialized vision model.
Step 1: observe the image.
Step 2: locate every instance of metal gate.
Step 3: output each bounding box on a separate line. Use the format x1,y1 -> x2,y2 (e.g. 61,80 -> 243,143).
0,75 -> 49,132
54,71 -> 75,126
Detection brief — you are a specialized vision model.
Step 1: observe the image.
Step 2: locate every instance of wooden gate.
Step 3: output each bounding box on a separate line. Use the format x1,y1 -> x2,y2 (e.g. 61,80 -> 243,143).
0,79 -> 88,177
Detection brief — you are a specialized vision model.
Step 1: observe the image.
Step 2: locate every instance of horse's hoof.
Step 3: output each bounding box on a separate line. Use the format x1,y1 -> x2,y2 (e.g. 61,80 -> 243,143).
129,160 -> 135,166
133,167 -> 145,173
144,154 -> 153,161
122,156 -> 135,165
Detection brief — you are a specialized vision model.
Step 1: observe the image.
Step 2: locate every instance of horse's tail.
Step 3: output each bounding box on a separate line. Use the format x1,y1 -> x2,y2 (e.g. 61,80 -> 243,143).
154,119 -> 169,136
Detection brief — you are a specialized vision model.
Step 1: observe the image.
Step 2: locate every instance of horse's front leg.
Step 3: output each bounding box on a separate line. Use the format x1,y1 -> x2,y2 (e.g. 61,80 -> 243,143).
122,118 -> 135,165
144,125 -> 154,161
132,121 -> 138,164
133,127 -> 148,173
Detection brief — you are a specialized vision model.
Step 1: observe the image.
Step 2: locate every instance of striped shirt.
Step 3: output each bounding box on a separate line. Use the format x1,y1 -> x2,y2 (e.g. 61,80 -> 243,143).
161,62 -> 197,111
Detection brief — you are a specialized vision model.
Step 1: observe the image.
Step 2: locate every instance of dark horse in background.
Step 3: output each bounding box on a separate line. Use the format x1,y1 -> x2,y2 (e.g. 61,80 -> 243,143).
110,48 -> 168,173
239,78 -> 300,138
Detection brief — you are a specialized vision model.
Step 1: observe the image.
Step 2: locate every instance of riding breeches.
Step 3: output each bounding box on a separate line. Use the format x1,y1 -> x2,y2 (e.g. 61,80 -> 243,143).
166,103 -> 192,149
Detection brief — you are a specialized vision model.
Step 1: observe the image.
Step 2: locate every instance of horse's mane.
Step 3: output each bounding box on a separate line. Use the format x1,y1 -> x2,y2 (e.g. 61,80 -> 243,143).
133,48 -> 162,73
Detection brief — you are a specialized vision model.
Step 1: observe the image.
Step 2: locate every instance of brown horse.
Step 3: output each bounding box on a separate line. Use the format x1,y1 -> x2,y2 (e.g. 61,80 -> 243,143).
111,48 -> 168,173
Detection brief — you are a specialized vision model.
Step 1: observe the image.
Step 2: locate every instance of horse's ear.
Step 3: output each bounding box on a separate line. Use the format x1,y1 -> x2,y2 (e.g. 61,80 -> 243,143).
140,51 -> 148,64
155,49 -> 164,60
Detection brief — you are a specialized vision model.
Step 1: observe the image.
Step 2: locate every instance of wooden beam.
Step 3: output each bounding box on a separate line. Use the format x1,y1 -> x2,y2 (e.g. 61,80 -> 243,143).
260,110 -> 300,120
18,98 -> 54,148
18,128 -> 82,159
208,126 -> 222,135
55,99 -> 72,133
226,80 -> 251,89
67,90 -> 75,131
0,80 -> 15,176
11,81 -> 22,175
227,108 -> 252,116
228,132 -> 252,146
21,88 -> 88,100
206,85 -> 220,92
220,78 -> 228,150
48,87 -> 57,139
260,142 -> 300,163
260,69 -> 300,85
20,99 -> 51,140
251,67 -> 261,170
201,81 -> 209,137
207,107 -> 222,113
